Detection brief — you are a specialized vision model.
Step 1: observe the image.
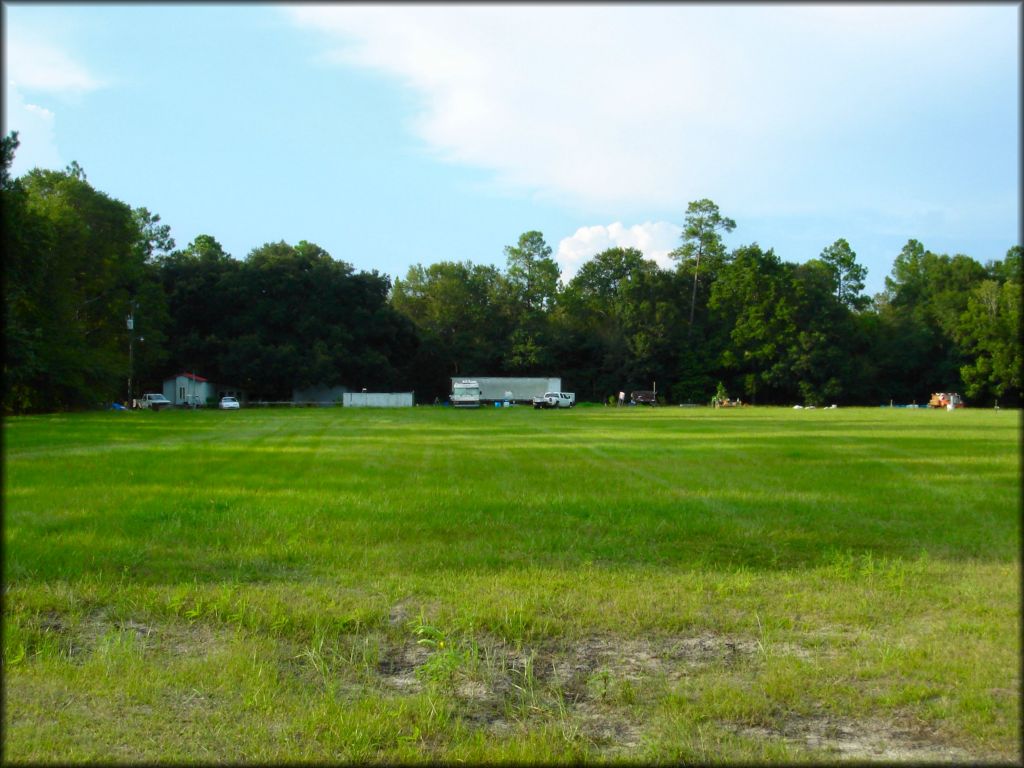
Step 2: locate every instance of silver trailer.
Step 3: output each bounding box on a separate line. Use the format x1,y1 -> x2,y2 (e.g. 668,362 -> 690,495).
452,376 -> 561,405
343,392 -> 414,408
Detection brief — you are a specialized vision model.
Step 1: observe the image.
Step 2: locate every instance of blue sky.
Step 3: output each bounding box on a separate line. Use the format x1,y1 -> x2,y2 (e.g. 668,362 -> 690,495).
4,3 -> 1019,296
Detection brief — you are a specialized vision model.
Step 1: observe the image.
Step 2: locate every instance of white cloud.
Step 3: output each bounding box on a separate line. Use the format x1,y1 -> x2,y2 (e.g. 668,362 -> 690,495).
557,221 -> 682,283
285,5 -> 1011,219
5,38 -> 102,94
2,87 -> 62,174
23,103 -> 55,120
2,32 -> 104,176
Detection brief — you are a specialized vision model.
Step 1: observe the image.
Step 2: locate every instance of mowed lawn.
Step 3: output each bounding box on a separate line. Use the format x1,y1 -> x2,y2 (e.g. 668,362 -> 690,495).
2,405 -> 1019,763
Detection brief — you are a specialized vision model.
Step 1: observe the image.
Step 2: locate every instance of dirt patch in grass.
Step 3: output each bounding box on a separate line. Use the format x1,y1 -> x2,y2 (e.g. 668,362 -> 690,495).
154,621 -> 229,658
573,700 -> 644,754
388,601 -> 412,627
23,609 -> 231,663
23,610 -> 113,661
38,610 -> 68,634
16,613 -> 995,762
369,631 -> 997,761
371,631 -> 777,751
729,714 -> 980,762
546,632 -> 755,686
116,618 -> 156,639
376,640 -> 430,691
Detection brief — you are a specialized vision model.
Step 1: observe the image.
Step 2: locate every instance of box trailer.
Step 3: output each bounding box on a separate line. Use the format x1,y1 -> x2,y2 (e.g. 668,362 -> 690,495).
343,392 -> 414,408
450,376 -> 561,406
451,380 -> 481,407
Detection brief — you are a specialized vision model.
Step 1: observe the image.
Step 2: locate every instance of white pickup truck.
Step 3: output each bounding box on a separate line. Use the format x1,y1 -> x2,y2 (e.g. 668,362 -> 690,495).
532,391 -> 576,409
139,393 -> 172,411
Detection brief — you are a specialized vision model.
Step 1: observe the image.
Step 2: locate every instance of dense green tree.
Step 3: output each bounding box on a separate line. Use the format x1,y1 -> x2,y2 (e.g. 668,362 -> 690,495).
956,280 -> 1020,402
123,209 -> 176,391
954,247 -> 1022,404
883,240 -> 987,332
1,131 -> 19,187
564,246 -> 647,303
986,245 -> 1021,284
709,243 -> 795,403
555,248 -> 681,400
157,235 -> 241,386
501,231 -> 560,374
3,132 -> 47,412
709,245 -> 864,405
504,231 -> 560,312
3,150 -> 163,411
878,239 -> 988,397
615,260 -> 683,395
157,238 -> 415,400
671,199 -> 736,332
391,260 -> 509,398
133,207 -> 175,262
556,248 -> 646,397
6,135 -> 1017,411
223,241 -> 414,398
817,238 -> 869,310
787,260 -> 855,404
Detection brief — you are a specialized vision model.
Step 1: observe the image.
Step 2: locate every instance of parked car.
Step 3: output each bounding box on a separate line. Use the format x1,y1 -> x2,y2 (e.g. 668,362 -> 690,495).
218,396 -> 240,410
630,390 -> 657,405
532,392 -> 576,409
139,393 -> 172,411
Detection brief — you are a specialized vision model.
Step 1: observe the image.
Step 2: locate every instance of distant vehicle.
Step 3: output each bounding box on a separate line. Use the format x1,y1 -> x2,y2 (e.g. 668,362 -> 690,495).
451,376 -> 561,405
139,393 -> 172,411
451,380 -> 482,408
533,392 -> 576,409
630,390 -> 657,405
219,396 -> 240,410
928,392 -> 964,409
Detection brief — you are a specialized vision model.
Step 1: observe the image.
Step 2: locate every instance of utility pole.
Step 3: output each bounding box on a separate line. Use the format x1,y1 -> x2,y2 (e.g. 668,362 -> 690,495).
126,302 -> 136,406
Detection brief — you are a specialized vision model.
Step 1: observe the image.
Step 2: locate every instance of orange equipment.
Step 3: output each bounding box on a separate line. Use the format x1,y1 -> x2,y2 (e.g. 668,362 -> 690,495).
928,392 -> 964,408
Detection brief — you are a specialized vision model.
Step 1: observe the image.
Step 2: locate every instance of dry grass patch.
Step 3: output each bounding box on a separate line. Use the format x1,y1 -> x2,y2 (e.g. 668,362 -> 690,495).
728,713 -> 985,763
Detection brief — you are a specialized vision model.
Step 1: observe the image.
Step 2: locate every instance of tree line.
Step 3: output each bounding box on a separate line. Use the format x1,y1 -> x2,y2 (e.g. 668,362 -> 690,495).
3,133 -> 1020,413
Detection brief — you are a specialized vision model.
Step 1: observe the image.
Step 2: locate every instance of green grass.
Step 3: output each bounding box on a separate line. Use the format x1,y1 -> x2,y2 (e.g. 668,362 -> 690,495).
3,406 -> 1020,763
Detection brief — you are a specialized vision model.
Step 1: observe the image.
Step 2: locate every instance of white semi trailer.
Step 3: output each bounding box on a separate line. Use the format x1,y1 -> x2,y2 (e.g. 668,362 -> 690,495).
450,377 -> 561,407
451,380 -> 481,407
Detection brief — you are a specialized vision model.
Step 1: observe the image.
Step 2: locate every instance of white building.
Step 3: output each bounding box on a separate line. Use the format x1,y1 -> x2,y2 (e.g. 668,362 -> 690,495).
163,372 -> 217,407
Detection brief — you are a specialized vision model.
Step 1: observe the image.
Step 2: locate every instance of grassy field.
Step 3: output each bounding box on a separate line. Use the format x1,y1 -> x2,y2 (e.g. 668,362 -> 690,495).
2,405 -> 1020,763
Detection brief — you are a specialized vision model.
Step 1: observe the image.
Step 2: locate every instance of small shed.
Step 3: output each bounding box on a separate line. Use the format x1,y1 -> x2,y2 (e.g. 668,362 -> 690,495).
164,372 -> 217,407
343,392 -> 414,408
